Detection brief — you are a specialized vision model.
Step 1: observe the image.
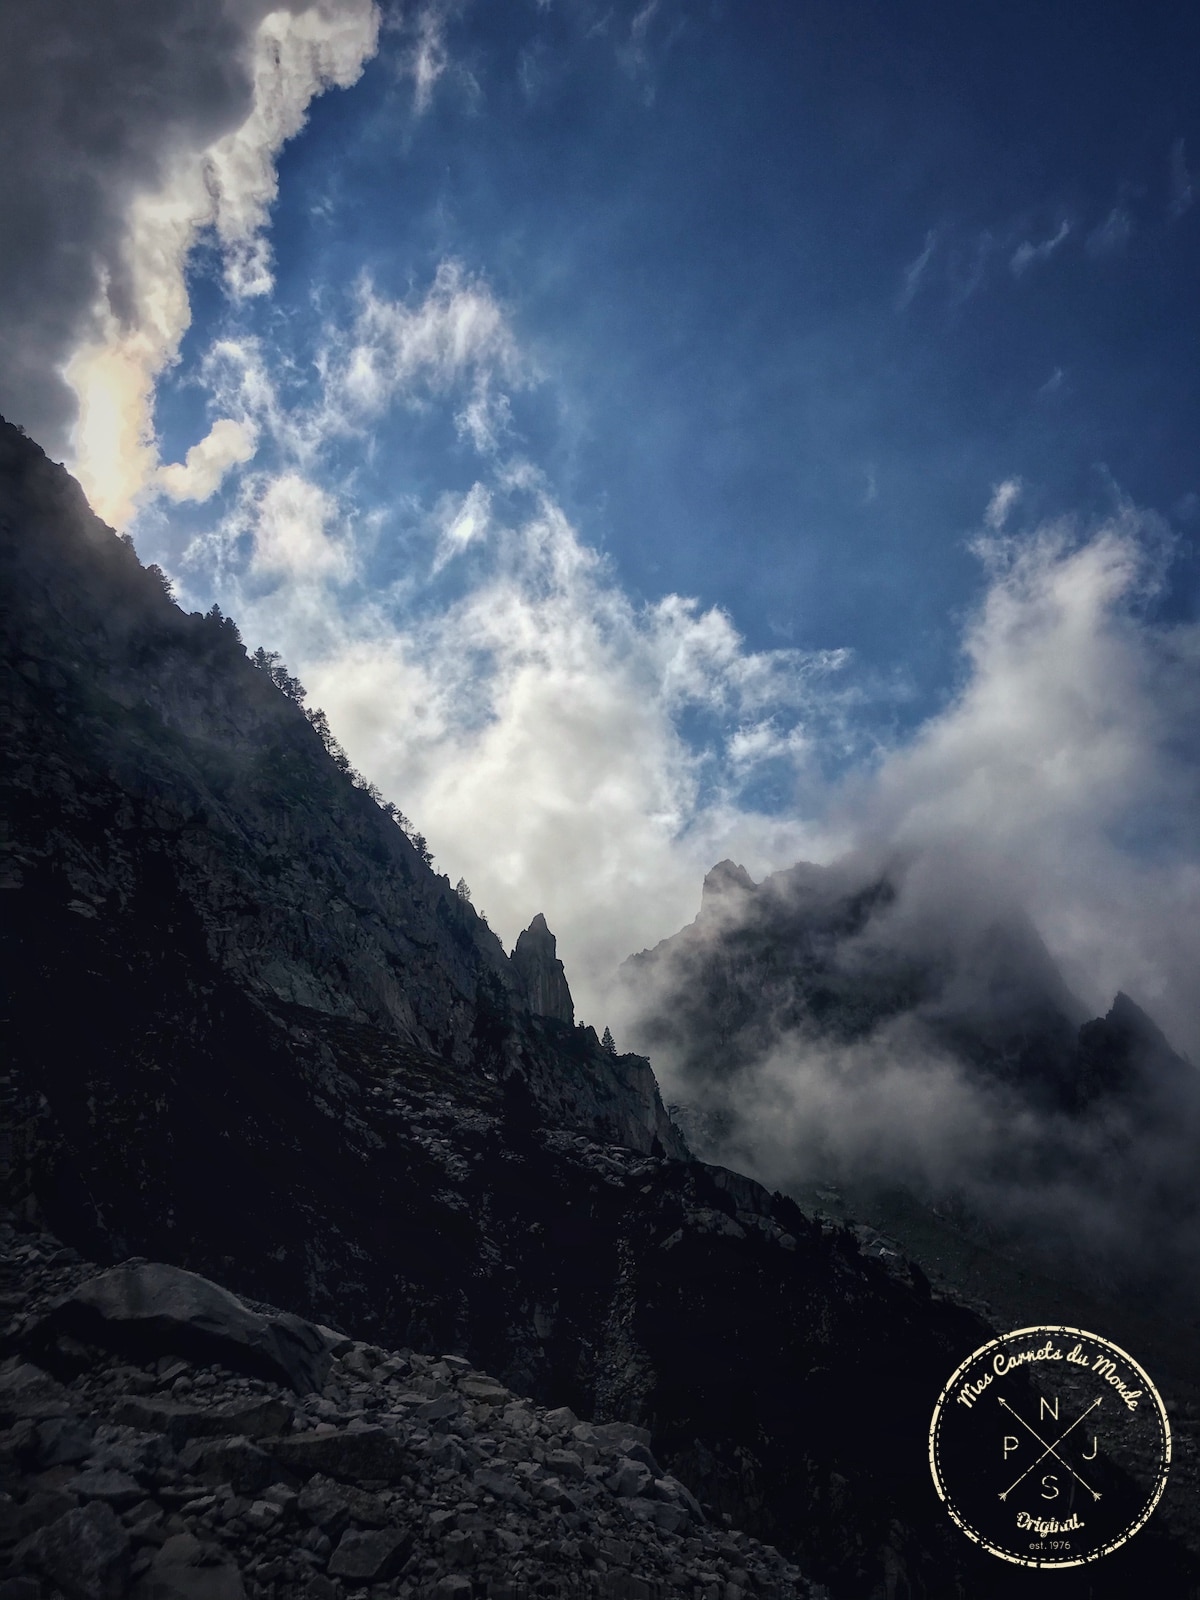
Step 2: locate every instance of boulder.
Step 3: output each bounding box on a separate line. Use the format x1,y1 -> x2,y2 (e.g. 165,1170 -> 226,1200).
130,1533 -> 246,1600
114,1396 -> 292,1447
458,1376 -> 512,1407
433,1580 -> 472,1600
608,1458 -> 654,1499
178,1437 -> 274,1498
0,1488 -> 75,1547
86,1422 -> 178,1482
31,1412 -> 94,1467
296,1475 -> 390,1536
297,1477 -> 352,1539
17,1500 -> 132,1599
0,1361 -> 69,1426
267,1426 -> 410,1485
66,1468 -> 145,1508
327,1527 -> 413,1582
544,1448 -> 586,1481
588,1420 -> 652,1451
34,1265 -> 329,1393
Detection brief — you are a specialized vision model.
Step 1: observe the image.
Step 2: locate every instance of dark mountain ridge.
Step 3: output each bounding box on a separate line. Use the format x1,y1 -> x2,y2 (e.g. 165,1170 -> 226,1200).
616,855 -> 1200,1334
3,415 -> 1200,1597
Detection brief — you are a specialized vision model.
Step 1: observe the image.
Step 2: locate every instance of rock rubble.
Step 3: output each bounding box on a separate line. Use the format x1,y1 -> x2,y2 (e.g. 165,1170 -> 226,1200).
0,1224 -> 825,1600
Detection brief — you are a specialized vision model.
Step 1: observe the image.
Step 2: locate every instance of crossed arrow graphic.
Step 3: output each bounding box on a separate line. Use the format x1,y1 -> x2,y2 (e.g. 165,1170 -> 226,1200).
997,1395 -> 1103,1503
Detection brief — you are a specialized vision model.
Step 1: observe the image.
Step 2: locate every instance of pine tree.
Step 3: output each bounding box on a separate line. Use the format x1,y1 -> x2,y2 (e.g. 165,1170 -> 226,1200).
146,563 -> 174,599
601,1026 -> 617,1054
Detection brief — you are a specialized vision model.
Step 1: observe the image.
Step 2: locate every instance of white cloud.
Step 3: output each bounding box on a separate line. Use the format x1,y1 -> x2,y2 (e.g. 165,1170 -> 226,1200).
1037,367 -> 1065,400
897,229 -> 938,309
329,264 -> 524,432
432,482 -> 492,573
159,418 -> 258,503
201,473 -> 840,1017
1010,219 -> 1070,277
406,2 -> 451,114
249,472 -> 352,581
983,477 -> 1021,531
171,262 -> 525,494
397,0 -> 483,116
857,510 -> 1200,1056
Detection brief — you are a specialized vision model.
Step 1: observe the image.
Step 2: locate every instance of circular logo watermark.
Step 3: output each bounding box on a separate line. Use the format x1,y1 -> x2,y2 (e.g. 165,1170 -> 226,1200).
929,1325 -> 1171,1568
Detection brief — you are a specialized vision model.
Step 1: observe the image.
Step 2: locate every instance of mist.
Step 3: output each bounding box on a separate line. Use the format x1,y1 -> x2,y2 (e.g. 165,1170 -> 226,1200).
604,505 -> 1200,1306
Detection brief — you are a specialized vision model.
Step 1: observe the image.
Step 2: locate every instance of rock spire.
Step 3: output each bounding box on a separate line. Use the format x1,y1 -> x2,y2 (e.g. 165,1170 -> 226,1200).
511,913 -> 575,1026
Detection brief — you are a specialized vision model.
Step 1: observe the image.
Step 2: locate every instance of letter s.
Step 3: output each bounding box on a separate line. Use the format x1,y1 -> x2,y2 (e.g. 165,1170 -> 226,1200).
1041,1474 -> 1059,1500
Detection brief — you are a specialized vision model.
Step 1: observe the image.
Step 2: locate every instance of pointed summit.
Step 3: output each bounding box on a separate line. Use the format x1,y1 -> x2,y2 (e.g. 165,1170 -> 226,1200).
511,913 -> 575,1025
700,859 -> 756,915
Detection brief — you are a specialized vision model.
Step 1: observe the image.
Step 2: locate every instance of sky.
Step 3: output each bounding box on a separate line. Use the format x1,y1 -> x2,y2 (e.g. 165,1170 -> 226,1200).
3,0 -> 1199,1043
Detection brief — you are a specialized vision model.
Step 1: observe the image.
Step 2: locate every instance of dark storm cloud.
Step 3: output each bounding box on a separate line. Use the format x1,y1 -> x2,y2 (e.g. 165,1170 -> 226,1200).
0,0 -> 282,450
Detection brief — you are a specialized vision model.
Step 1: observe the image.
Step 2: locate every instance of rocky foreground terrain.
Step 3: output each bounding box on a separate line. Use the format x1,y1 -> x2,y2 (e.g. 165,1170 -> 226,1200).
0,1224 -> 824,1600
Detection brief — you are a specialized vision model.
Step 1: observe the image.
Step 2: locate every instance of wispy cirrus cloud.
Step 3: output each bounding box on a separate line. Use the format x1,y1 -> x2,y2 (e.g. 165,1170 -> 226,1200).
896,228 -> 939,309
983,478 -> 1021,531
1009,218 -> 1070,277
1086,205 -> 1132,258
1169,138 -> 1194,220
180,259 -> 528,489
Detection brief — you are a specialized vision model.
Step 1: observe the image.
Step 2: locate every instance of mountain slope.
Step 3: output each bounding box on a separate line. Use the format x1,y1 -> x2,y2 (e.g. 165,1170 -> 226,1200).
0,415 -> 681,1162
3,417 -> 1200,1597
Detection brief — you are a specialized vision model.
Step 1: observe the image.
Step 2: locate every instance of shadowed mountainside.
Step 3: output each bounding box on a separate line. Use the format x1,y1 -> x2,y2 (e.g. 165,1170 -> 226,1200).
3,416 -> 1200,1597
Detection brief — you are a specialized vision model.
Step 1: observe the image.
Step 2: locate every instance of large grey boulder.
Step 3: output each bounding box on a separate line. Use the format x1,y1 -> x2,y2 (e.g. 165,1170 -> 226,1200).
327,1527 -> 413,1582
267,1426 -> 411,1484
17,1501 -> 132,1599
113,1394 -> 292,1446
34,1263 -> 330,1393
0,1359 -> 70,1425
130,1533 -> 246,1600
178,1437 -> 274,1497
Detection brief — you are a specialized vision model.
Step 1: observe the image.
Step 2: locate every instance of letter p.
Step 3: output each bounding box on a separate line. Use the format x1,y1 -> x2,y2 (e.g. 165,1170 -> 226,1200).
1003,1435 -> 1019,1459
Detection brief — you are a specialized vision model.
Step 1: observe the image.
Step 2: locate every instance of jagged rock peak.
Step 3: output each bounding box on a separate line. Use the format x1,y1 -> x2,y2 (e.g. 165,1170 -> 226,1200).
700,859 -> 756,914
511,913 -> 575,1025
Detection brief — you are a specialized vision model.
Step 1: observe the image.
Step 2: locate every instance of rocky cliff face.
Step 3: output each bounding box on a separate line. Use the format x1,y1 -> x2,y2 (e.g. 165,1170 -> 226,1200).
0,416 -> 678,1162
622,855 -> 1104,1108
511,917 -> 575,1028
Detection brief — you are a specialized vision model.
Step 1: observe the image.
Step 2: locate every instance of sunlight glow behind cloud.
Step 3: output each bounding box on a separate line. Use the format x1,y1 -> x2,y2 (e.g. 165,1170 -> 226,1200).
63,1 -> 380,529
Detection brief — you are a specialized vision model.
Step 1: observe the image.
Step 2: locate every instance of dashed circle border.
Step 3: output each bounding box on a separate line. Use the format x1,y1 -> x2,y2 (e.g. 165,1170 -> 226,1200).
928,1324 -> 1172,1569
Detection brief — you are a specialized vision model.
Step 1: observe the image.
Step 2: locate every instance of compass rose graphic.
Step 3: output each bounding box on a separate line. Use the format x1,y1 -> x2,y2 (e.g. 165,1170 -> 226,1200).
928,1325 -> 1171,1568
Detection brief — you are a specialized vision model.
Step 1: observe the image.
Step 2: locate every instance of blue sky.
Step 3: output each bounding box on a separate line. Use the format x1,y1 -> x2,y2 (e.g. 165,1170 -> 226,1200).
5,0 -> 1200,1041
156,0 -> 1200,711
